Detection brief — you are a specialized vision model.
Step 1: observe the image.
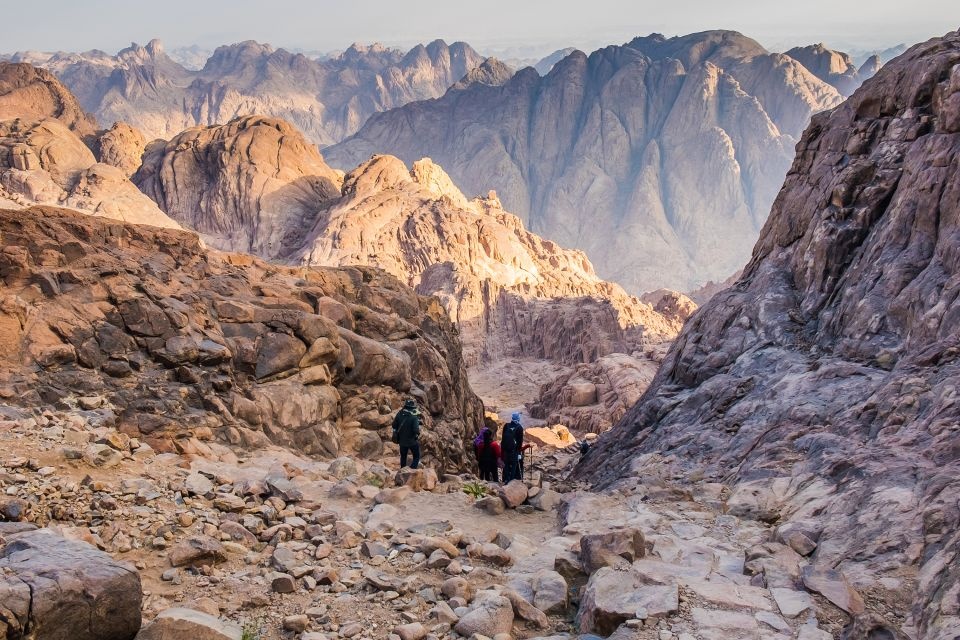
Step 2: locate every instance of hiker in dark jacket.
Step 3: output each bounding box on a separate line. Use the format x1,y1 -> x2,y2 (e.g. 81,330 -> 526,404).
500,412 -> 524,483
476,428 -> 502,482
392,399 -> 421,469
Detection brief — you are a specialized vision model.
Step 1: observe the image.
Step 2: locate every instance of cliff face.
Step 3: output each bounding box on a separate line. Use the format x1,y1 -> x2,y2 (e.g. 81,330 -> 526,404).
0,207 -> 484,468
39,38 -> 488,145
581,31 -> 960,638
327,31 -> 843,293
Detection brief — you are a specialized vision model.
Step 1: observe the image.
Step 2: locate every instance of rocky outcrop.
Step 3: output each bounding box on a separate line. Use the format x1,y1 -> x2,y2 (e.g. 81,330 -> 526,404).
0,118 -> 180,228
0,526 -> 141,640
581,30 -> 960,638
0,62 -> 96,139
94,121 -> 147,177
39,38 -> 489,145
0,207 -> 483,468
530,350 -> 665,434
785,43 -> 876,96
327,30 -> 843,293
133,116 -> 342,256
292,155 -> 679,366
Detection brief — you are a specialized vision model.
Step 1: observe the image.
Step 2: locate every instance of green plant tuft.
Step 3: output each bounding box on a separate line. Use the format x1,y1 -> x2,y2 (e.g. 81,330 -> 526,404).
463,480 -> 491,499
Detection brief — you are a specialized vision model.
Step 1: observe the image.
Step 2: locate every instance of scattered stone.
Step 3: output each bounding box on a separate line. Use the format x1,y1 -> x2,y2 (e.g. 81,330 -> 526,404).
497,480 -> 528,508
580,527 -> 646,574
801,566 -> 866,614
394,622 -> 427,640
454,594 -> 514,638
283,614 -> 309,632
475,496 -> 506,515
168,536 -> 227,567
136,608 -> 242,640
770,587 -> 814,618
0,529 -> 141,640
532,570 -> 568,614
579,567 -> 678,635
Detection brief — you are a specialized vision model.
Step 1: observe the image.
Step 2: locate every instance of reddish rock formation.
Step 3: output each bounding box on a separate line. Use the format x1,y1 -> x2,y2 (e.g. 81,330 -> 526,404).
582,31 -> 960,638
0,207 -> 483,468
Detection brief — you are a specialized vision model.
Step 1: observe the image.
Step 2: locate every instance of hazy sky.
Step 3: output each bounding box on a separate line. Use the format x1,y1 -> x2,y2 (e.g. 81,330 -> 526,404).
5,0 -> 958,57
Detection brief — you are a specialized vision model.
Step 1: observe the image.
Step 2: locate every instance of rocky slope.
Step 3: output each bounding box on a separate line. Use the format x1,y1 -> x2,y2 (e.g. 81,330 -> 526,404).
294,155 -> 679,367
327,30 -> 843,293
37,38 -> 488,145
0,62 -> 96,139
785,43 -> 879,96
0,61 -> 178,226
582,30 -> 960,639
0,118 -> 180,228
129,111 -> 680,374
0,207 -> 483,468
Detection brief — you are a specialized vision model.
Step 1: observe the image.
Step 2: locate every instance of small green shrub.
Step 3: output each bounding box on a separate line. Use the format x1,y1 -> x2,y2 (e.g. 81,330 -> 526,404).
463,480 -> 490,499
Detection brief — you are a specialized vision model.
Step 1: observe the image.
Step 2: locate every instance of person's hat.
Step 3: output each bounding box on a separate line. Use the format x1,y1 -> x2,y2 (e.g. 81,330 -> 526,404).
511,412 -> 521,422
404,398 -> 417,409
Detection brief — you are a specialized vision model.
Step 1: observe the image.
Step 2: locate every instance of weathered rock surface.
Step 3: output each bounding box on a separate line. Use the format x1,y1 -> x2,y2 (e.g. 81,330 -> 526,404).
583,30 -> 960,638
37,38 -> 488,145
0,206 -> 483,468
327,30 -> 843,293
94,121 -> 147,177
294,155 -> 679,366
136,608 -> 243,640
0,527 -> 141,640
0,62 -> 96,138
0,118 -> 180,228
134,116 -> 342,257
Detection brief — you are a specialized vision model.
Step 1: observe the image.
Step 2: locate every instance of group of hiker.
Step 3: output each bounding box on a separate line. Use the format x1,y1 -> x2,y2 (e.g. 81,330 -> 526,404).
475,412 -> 529,484
391,399 -> 530,482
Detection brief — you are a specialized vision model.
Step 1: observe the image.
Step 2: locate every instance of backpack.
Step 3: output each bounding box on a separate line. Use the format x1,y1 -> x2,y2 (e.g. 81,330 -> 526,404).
501,422 -> 518,452
478,442 -> 498,467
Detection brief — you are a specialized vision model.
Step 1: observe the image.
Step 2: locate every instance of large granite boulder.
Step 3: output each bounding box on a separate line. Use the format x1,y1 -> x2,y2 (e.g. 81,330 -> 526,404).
0,527 -> 141,640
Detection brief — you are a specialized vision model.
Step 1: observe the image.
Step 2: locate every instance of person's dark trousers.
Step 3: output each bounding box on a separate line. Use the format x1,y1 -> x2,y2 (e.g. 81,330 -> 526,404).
400,444 -> 421,469
502,453 -> 518,483
479,464 -> 498,482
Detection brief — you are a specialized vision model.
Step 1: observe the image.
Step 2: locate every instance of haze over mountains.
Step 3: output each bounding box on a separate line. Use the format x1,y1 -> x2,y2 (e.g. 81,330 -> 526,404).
329,30 -> 851,292
9,38 -> 487,145
3,31 -> 897,293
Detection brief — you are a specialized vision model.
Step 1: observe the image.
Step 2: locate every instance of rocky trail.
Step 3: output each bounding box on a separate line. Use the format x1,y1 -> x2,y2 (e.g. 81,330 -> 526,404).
0,402 -> 877,640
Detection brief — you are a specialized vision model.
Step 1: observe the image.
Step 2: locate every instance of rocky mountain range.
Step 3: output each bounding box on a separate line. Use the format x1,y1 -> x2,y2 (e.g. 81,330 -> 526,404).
326,30 -> 846,293
19,38 -> 488,145
130,114 -> 680,367
582,29 -> 960,639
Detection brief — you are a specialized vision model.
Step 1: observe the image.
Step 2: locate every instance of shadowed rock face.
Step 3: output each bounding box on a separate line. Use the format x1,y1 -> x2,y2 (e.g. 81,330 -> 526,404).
37,38 -> 488,145
0,207 -> 483,469
581,30 -> 960,638
327,30 -> 843,293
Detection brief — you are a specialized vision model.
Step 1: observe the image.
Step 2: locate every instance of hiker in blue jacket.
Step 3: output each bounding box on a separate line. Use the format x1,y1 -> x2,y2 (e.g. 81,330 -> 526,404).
392,398 -> 421,469
500,412 -> 524,483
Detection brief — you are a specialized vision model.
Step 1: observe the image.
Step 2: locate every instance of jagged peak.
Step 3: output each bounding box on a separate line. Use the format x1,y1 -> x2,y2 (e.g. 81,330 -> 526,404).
410,157 -> 469,207
452,57 -> 514,90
